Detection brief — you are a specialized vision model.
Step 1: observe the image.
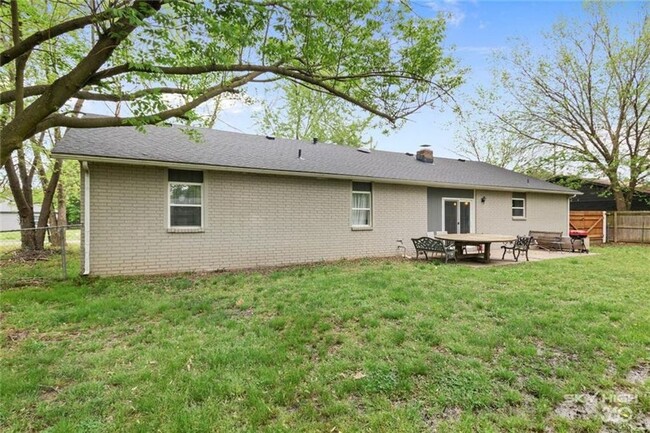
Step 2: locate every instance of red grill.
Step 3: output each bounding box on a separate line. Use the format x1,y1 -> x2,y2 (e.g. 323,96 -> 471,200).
569,230 -> 588,239
569,230 -> 589,253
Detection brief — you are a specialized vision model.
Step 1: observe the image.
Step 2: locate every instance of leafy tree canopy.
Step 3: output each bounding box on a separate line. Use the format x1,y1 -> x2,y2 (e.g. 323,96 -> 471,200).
454,4 -> 648,210
1,0 -> 464,164
255,81 -> 378,148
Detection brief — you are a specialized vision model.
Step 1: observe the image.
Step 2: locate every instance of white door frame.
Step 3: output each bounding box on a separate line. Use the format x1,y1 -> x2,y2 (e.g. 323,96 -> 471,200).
441,197 -> 475,233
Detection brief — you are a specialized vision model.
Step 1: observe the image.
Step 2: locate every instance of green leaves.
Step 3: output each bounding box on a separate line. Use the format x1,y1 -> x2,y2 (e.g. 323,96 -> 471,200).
2,0 -> 465,165
255,81 -> 379,148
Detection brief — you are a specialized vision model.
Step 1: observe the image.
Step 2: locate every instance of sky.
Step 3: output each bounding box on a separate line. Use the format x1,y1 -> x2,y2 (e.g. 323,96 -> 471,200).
208,0 -> 646,159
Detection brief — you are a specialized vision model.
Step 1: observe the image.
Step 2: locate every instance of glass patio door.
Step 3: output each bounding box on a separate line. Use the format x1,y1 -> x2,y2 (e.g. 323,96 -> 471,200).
443,199 -> 473,234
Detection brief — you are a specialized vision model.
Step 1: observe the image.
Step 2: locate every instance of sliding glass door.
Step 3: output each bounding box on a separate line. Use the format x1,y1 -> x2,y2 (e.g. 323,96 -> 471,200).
443,198 -> 474,233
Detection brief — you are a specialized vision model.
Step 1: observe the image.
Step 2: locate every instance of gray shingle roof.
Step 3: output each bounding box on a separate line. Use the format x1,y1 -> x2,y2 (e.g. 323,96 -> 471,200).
53,124 -> 576,194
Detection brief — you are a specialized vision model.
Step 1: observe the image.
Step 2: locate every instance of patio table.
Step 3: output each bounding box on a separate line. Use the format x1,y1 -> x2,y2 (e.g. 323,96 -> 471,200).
434,233 -> 516,263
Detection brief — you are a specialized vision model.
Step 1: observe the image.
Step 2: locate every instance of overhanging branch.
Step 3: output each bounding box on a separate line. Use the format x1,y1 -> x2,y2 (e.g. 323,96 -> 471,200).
1,85 -> 199,105
88,63 -> 417,122
33,71 -> 263,132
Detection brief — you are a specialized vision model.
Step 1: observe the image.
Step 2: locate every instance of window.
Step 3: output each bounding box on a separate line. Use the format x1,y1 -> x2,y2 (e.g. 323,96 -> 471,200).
168,169 -> 203,228
512,192 -> 526,219
351,182 -> 372,227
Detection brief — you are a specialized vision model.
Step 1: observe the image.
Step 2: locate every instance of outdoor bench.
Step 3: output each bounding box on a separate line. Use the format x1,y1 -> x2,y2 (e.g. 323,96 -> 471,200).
411,237 -> 456,263
528,230 -> 563,251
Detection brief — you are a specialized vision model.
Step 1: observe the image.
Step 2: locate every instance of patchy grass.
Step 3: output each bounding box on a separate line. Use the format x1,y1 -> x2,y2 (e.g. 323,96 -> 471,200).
1,246 -> 649,432
0,245 -> 80,287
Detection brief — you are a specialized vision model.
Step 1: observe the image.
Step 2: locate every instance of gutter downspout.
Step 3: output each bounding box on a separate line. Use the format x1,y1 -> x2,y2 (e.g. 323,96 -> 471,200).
567,195 -> 575,234
82,161 -> 90,275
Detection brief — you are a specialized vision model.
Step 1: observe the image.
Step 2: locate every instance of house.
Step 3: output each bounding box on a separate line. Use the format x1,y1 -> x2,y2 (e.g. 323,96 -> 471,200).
550,177 -> 650,211
52,125 -> 577,276
0,200 -> 41,232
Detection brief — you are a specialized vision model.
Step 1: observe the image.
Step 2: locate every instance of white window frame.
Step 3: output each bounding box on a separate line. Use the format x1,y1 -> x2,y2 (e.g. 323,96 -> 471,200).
168,180 -> 204,229
512,194 -> 526,220
351,183 -> 372,228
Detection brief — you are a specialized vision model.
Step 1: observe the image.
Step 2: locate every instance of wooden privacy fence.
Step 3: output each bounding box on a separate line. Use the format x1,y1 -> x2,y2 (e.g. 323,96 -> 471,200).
606,211 -> 650,244
570,211 -> 605,244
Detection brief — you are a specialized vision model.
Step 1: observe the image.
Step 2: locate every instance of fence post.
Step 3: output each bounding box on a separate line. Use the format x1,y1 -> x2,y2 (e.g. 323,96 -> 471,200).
60,226 -> 67,279
602,211 -> 607,243
613,212 -> 618,243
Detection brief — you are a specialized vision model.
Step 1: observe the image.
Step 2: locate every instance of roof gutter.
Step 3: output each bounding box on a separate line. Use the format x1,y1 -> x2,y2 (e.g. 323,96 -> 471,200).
53,152 -> 580,196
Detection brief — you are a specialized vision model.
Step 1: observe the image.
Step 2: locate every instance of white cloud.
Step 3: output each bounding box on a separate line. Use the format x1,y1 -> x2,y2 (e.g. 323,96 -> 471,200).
160,93 -> 262,116
425,1 -> 467,27
217,96 -> 263,115
457,46 -> 504,55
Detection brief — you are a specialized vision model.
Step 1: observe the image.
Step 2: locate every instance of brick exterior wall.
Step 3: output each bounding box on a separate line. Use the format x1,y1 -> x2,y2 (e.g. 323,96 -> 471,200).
475,190 -> 569,235
83,163 -> 427,275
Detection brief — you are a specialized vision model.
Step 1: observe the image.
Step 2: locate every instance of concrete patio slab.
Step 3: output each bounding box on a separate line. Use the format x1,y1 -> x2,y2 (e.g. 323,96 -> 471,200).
460,247 -> 595,267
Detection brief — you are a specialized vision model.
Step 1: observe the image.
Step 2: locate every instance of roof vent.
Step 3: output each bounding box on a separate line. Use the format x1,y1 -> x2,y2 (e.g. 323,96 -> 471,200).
405,152 -> 414,156
416,148 -> 434,164
312,137 -> 318,144
266,135 -> 275,140
357,147 -> 371,154
457,158 -> 466,162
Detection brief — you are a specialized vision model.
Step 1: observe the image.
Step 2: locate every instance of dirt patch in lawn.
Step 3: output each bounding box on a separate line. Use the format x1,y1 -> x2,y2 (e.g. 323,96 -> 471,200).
5,328 -> 30,344
39,385 -> 63,402
533,339 -> 580,369
626,363 -> 649,385
421,406 -> 463,431
0,249 -> 56,265
554,393 -> 599,420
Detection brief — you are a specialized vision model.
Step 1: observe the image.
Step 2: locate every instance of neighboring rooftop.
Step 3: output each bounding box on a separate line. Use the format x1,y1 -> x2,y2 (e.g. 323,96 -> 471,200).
53,124 -> 576,194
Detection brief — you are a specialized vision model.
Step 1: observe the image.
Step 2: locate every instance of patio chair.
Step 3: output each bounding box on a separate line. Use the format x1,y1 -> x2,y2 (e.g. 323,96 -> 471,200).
501,235 -> 533,262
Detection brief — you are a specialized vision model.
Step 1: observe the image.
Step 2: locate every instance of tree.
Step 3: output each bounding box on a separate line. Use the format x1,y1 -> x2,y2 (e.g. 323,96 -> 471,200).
1,0 -> 463,250
458,5 -> 649,210
255,81 -> 377,147
454,88 -> 545,174
1,0 -> 463,163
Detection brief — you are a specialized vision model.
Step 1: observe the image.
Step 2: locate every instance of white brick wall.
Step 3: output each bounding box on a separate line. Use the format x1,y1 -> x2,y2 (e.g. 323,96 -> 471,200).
475,190 -> 569,235
84,163 -> 427,275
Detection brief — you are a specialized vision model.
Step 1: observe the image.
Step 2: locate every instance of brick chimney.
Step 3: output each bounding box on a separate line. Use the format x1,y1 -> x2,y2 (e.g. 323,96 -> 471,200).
416,148 -> 434,163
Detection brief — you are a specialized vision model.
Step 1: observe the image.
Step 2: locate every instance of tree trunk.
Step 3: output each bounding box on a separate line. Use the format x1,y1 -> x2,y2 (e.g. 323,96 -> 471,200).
19,211 -> 38,250
48,181 -> 67,247
34,160 -> 61,248
4,158 -> 39,250
48,208 -> 61,247
612,189 -> 629,211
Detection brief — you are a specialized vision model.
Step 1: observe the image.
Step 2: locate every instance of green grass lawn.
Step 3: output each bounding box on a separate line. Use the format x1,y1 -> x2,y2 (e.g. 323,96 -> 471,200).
1,246 -> 649,432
